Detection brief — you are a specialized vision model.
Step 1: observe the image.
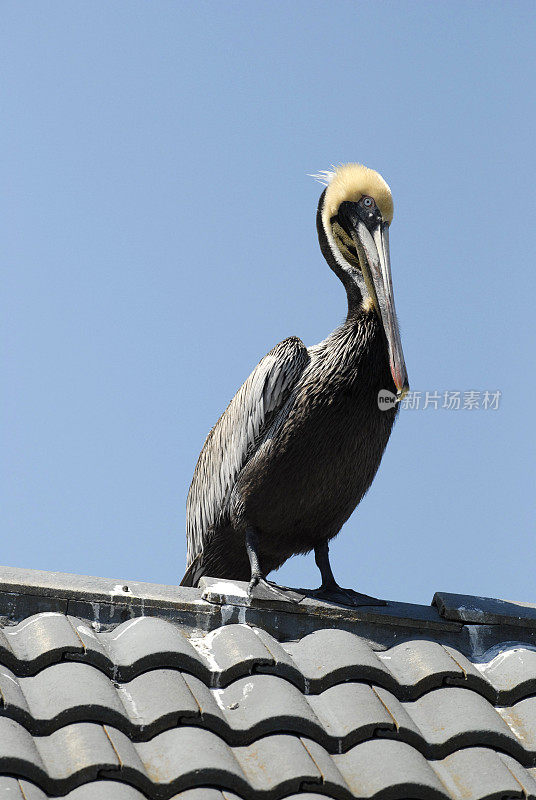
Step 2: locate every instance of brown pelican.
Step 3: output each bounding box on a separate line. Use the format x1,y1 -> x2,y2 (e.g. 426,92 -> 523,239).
181,163 -> 409,605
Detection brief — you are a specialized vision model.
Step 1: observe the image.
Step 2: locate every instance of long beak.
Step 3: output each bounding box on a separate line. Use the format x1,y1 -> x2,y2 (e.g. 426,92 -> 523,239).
351,220 -> 409,398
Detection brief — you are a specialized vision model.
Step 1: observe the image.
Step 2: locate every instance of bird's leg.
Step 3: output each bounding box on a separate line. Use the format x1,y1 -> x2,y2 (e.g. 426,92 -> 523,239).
311,542 -> 386,607
245,528 -> 298,602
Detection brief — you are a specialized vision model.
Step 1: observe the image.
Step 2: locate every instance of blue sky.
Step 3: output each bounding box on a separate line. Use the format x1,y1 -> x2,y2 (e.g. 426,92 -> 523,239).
2,1 -> 535,606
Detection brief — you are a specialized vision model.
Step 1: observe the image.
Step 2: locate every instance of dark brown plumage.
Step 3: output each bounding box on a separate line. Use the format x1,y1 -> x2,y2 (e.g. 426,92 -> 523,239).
181,164 -> 408,605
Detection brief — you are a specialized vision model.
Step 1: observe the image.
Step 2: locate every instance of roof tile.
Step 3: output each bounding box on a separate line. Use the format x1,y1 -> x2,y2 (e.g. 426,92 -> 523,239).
54,785 -> 146,800
98,618 -> 200,681
232,734 -> 322,796
0,569 -> 535,800
0,777 -> 45,799
190,625 -> 273,687
431,747 -> 528,800
137,727 -> 245,794
219,675 -> 321,741
403,686 -> 523,759
116,669 -> 201,735
0,717 -> 46,783
473,645 -> 536,702
308,682 -> 396,744
3,615 -> 83,674
498,696 -> 536,753
379,640 -> 464,690
35,723 -> 120,786
19,664 -> 124,733
333,739 -> 447,799
283,629 -> 392,692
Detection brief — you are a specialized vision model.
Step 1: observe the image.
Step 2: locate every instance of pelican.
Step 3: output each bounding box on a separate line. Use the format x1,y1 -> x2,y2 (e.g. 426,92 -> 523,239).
181,163 -> 409,605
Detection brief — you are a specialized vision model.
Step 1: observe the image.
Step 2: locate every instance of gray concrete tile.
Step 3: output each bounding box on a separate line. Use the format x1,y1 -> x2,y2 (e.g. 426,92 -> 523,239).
250,627 -> 303,685
233,734 -> 322,795
498,752 -> 536,796
0,777 -> 26,798
0,666 -> 29,719
0,717 -> 46,779
403,687 -> 522,758
137,727 -> 245,795
117,669 -> 201,735
380,640 -> 465,694
431,747 -> 526,799
15,781 -> 49,800
298,737 -> 350,795
99,617 -> 202,681
334,739 -> 448,799
368,685 -> 423,742
192,625 -> 273,687
59,784 -> 148,800
67,618 -> 110,666
308,682 -> 396,744
182,673 -> 227,730
19,663 -> 124,732
219,675 -> 321,741
172,791 -> 233,800
284,795 -> 340,800
498,695 -> 536,753
3,614 -> 83,673
35,722 -> 120,784
441,645 -> 496,699
102,725 -> 149,783
283,629 -> 392,692
473,644 -> 536,703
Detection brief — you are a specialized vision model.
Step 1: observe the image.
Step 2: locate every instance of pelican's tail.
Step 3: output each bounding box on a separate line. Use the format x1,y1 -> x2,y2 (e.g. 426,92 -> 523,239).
180,553 -> 205,587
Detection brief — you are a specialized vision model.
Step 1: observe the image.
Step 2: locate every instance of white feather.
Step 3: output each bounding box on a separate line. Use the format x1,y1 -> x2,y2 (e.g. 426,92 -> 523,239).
309,169 -> 336,186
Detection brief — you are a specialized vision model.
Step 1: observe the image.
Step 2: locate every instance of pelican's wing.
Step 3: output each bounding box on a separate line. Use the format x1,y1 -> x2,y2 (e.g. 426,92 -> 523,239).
186,336 -> 309,565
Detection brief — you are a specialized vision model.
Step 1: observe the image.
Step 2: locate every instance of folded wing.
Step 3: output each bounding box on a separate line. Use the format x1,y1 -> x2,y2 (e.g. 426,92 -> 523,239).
186,336 -> 309,566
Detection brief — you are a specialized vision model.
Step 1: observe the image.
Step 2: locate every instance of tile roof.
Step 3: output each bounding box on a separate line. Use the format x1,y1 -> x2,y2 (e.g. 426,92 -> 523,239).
0,568 -> 534,798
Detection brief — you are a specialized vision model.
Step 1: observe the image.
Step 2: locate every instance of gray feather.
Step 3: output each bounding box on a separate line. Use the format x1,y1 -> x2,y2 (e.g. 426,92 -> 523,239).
186,337 -> 309,565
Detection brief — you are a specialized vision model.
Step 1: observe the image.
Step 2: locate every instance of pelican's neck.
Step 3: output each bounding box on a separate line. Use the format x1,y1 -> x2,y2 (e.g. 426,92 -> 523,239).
316,190 -> 365,321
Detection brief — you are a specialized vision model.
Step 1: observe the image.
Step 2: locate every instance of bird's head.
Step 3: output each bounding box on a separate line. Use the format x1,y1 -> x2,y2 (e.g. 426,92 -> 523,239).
314,163 -> 408,398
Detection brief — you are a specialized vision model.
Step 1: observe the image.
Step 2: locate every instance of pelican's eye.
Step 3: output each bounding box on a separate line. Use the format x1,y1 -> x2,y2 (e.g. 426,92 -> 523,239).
362,196 -> 374,208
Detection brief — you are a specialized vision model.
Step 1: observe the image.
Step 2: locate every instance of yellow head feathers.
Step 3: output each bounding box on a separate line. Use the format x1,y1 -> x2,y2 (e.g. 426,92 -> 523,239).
314,163 -> 394,229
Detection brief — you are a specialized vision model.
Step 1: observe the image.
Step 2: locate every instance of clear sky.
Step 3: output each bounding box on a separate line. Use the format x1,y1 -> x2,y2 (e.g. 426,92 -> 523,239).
2,1 -> 535,606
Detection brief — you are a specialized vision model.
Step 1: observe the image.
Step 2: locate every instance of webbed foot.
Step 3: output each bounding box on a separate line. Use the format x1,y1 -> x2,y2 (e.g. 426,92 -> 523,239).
309,584 -> 387,608
248,575 -> 301,603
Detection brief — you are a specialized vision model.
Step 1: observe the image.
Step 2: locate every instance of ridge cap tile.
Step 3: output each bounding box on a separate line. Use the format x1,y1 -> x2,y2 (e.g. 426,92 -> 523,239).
434,592 -> 536,628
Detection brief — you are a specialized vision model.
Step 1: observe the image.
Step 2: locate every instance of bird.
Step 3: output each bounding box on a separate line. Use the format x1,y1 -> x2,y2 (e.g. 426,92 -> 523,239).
181,163 -> 409,606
